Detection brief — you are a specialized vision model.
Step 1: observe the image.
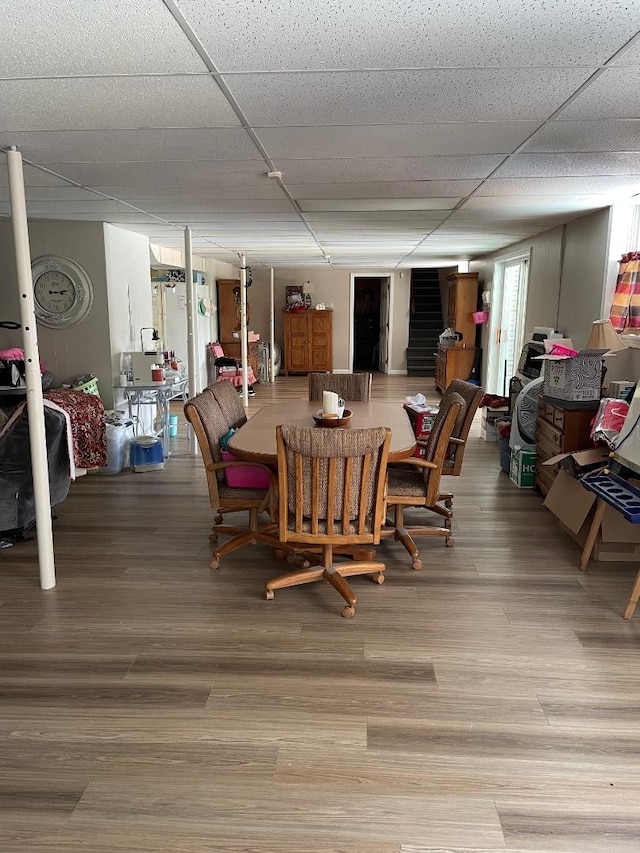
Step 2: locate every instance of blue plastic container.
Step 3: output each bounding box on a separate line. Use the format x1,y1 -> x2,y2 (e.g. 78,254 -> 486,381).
130,436 -> 164,472
169,414 -> 179,437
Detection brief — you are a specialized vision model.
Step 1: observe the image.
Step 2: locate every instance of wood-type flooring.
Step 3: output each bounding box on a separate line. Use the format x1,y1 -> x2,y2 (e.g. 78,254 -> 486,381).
2,374 -> 640,852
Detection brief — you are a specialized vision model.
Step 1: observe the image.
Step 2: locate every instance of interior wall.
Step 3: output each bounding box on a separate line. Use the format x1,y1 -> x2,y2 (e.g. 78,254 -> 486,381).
0,218 -> 112,400
104,224 -> 153,409
249,266 -> 410,373
556,207 -> 611,349
200,257 -> 239,385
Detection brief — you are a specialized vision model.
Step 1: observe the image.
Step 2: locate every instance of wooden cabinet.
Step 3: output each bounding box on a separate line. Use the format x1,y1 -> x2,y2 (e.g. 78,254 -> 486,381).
446,272 -> 479,345
216,278 -> 259,383
535,398 -> 597,495
435,345 -> 477,393
283,310 -> 333,375
435,272 -> 479,393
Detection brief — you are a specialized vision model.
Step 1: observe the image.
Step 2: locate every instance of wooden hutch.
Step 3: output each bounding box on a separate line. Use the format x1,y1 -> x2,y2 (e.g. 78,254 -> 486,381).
283,309 -> 333,375
435,271 -> 479,393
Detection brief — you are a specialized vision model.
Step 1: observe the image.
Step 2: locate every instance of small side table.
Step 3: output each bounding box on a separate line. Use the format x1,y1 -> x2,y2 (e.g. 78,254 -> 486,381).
579,474 -> 640,619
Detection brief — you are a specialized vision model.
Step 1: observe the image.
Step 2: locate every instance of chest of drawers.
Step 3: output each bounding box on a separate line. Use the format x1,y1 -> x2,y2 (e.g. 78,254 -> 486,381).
535,398 -> 597,495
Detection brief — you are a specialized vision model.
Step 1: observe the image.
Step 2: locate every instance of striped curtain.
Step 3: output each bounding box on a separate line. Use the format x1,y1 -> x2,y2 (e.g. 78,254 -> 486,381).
610,251 -> 640,331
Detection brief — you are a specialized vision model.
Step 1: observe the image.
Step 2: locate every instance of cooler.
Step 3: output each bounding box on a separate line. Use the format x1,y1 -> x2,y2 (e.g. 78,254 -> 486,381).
130,436 -> 164,472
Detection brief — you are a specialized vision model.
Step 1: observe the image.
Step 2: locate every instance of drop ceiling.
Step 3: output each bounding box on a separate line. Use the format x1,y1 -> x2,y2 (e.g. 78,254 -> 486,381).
1,0 -> 640,268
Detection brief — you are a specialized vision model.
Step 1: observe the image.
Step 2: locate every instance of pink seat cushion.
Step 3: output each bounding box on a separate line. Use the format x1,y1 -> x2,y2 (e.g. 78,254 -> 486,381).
221,450 -> 270,488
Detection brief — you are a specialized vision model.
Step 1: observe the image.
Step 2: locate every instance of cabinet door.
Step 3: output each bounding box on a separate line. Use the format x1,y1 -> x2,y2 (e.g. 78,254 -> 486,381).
308,313 -> 332,371
287,314 -> 308,372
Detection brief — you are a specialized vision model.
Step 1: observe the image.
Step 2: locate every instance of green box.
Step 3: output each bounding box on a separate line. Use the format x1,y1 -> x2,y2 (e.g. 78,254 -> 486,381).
510,448 -> 536,488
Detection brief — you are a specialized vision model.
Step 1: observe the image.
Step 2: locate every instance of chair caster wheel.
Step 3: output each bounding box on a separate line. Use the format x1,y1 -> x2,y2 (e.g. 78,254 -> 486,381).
372,572 -> 385,584
286,552 -> 298,564
265,589 -> 275,600
209,532 -> 218,543
209,557 -> 220,569
342,605 -> 355,618
214,514 -> 223,524
411,559 -> 423,571
445,537 -> 455,547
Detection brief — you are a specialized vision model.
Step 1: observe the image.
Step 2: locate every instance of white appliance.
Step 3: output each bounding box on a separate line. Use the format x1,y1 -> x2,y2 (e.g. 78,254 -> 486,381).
510,377 -> 544,450
129,352 -> 159,384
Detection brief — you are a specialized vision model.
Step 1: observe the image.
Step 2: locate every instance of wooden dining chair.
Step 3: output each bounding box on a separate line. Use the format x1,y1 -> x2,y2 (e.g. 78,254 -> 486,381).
265,424 -> 391,618
383,395 -> 463,570
308,372 -> 372,402
184,390 -> 283,569
207,379 -> 248,430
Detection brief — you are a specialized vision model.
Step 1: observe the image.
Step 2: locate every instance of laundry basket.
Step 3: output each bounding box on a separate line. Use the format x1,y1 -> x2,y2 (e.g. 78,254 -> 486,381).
72,374 -> 100,398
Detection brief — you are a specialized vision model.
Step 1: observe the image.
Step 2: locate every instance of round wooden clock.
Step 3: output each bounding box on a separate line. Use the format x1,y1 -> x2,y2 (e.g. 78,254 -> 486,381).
31,255 -> 94,328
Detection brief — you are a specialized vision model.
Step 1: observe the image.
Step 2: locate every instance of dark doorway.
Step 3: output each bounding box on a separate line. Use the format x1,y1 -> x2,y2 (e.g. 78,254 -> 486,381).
353,277 -> 383,371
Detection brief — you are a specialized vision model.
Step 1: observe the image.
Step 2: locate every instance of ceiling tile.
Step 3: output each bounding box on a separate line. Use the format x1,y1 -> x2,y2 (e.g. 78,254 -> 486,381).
462,194 -> 615,213
289,181 -> 481,199
0,77 -> 239,132
524,119 -> 640,152
257,122 -> 541,158
559,68 -> 640,119
1,0 -> 206,76
0,129 -> 262,164
609,38 -> 640,66
180,0 -> 632,70
224,68 -> 595,125
0,164 -> 73,188
37,161 -> 271,188
495,152 -> 640,178
476,175 -> 640,196
278,156 -> 500,183
300,199 -> 461,211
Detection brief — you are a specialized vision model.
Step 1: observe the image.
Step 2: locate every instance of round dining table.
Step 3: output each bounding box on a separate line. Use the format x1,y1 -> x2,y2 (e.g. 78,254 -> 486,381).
228,400 -> 416,464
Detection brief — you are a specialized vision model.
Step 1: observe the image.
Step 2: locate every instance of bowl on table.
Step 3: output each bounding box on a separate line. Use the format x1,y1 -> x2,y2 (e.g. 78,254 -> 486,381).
312,409 -> 352,428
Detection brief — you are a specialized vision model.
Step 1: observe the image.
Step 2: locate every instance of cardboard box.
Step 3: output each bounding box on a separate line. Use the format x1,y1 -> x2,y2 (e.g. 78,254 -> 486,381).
403,404 -> 439,439
535,339 -> 608,404
544,469 -> 640,561
510,448 -> 536,488
481,408 -> 508,442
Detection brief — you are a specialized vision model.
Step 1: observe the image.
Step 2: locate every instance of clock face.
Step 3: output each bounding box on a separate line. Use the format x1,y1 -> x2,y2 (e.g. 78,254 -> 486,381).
31,256 -> 93,328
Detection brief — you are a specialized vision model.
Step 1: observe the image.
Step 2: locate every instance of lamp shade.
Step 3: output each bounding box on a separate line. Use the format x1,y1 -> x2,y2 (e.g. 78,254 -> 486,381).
585,319 -> 628,354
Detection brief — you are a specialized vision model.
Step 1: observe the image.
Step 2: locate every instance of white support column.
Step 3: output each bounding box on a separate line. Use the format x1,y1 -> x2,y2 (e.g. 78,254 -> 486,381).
184,227 -> 198,453
269,266 -> 275,383
240,255 -> 249,408
6,147 -> 56,590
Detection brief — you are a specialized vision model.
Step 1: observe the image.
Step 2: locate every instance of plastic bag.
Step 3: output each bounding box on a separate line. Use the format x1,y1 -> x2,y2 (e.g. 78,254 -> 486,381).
590,398 -> 629,448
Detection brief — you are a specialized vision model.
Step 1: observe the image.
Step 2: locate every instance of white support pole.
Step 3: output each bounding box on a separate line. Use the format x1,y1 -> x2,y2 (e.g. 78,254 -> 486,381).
269,266 -> 275,383
184,227 -> 198,453
240,255 -> 249,408
6,147 -> 56,590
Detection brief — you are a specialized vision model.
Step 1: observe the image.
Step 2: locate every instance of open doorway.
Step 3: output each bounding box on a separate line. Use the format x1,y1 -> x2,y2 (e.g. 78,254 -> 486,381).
350,275 -> 392,372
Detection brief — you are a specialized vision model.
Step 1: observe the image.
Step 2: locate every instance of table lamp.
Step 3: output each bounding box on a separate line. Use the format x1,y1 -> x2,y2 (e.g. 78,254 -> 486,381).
585,319 -> 628,354
586,318 -> 628,398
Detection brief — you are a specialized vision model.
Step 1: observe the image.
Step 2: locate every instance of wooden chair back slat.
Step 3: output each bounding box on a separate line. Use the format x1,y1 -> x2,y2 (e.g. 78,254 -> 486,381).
326,457 -> 337,536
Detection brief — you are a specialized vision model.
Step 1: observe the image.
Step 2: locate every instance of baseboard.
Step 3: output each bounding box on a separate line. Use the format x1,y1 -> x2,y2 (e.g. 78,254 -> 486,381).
388,369 -> 408,375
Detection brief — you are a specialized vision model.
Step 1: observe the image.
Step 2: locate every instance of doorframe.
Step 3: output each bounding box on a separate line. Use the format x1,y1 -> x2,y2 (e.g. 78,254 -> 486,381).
347,273 -> 394,374
486,249 -> 530,395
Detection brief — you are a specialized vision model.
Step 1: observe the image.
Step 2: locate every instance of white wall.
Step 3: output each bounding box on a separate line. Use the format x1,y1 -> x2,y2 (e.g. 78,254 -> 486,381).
104,224 -> 153,409
470,208 -> 611,389
0,218 -> 112,399
249,266 -> 410,373
556,208 -> 611,349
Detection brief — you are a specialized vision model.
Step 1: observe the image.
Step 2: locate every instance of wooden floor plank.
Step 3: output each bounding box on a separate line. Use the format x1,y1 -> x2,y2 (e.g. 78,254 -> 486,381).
2,375 -> 640,849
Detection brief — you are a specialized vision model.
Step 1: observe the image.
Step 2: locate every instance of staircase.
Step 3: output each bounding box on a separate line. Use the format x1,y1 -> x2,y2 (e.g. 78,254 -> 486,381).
406,269 -> 444,376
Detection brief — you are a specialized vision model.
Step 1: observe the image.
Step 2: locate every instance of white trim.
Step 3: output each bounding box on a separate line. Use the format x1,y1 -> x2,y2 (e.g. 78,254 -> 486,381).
388,369 -> 407,375
486,249 -> 531,394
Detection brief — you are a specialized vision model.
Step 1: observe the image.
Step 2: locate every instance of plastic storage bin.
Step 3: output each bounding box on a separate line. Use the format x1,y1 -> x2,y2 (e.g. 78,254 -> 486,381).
130,436 -> 164,472
101,421 -> 134,475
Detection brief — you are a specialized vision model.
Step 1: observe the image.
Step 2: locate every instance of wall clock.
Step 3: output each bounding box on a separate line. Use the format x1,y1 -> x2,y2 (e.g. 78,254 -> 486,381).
31,255 -> 94,328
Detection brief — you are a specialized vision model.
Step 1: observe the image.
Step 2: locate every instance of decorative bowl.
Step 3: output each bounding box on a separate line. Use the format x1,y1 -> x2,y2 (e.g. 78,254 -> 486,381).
312,409 -> 352,428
